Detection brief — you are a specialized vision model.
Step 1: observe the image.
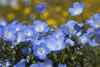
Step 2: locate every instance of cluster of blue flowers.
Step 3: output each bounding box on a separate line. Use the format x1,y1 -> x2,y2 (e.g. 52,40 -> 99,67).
0,2 -> 100,67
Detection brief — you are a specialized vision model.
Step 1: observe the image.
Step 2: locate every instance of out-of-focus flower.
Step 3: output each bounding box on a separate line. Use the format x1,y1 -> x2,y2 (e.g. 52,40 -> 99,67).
68,2 -> 84,16
0,19 -> 8,26
55,6 -> 62,12
12,5 -> 20,11
58,64 -> 66,67
86,13 -> 100,28
7,13 -> 15,20
9,0 -> 19,8
36,3 -> 46,14
47,19 -> 57,26
24,7 -> 31,15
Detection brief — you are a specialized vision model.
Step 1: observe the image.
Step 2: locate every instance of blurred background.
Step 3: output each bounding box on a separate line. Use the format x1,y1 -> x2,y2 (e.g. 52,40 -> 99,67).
0,0 -> 100,26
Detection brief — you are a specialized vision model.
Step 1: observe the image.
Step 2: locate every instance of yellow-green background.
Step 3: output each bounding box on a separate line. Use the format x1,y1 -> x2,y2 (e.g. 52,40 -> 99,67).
0,0 -> 100,26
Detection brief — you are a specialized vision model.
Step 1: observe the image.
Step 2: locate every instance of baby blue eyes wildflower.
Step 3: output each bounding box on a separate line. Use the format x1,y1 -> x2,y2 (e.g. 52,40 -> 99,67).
61,20 -> 81,35
78,33 -> 90,45
33,44 -> 50,59
68,2 -> 84,16
33,20 -> 49,33
58,64 -> 66,67
86,13 -> 100,28
11,32 -> 25,46
3,25 -> 16,41
36,3 -> 46,14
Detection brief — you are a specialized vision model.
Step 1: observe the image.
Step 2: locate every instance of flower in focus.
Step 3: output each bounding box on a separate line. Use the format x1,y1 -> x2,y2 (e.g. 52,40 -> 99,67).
36,3 -> 46,14
33,20 -> 49,33
68,2 -> 84,16
3,25 -> 16,41
78,33 -> 90,45
33,43 -> 50,59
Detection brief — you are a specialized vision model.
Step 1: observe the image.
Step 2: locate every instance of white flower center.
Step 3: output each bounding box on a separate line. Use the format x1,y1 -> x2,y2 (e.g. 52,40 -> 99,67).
24,31 -> 30,36
56,40 -> 62,49
4,31 -> 12,38
75,8 -> 82,15
35,24 -> 44,32
81,37 -> 87,43
38,48 -> 45,55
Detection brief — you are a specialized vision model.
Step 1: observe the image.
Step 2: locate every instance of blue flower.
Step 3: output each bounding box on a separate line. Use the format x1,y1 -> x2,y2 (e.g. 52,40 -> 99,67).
55,37 -> 65,50
3,25 -> 16,41
61,20 -> 81,35
58,64 -> 67,67
33,20 -> 49,32
78,33 -> 90,45
53,28 -> 65,39
88,39 -> 99,47
68,2 -> 84,16
46,36 -> 58,51
23,25 -> 34,41
11,32 -> 25,46
0,19 -> 8,26
13,23 -> 24,32
32,38 -> 45,46
86,14 -> 100,28
14,59 -> 26,67
33,43 -> 50,59
36,3 -> 46,14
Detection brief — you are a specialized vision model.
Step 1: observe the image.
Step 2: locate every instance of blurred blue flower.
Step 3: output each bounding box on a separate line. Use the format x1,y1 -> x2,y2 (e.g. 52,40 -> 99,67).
58,64 -> 66,67
36,3 -> 46,14
86,13 -> 100,28
68,2 -> 84,16
0,19 -> 8,26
